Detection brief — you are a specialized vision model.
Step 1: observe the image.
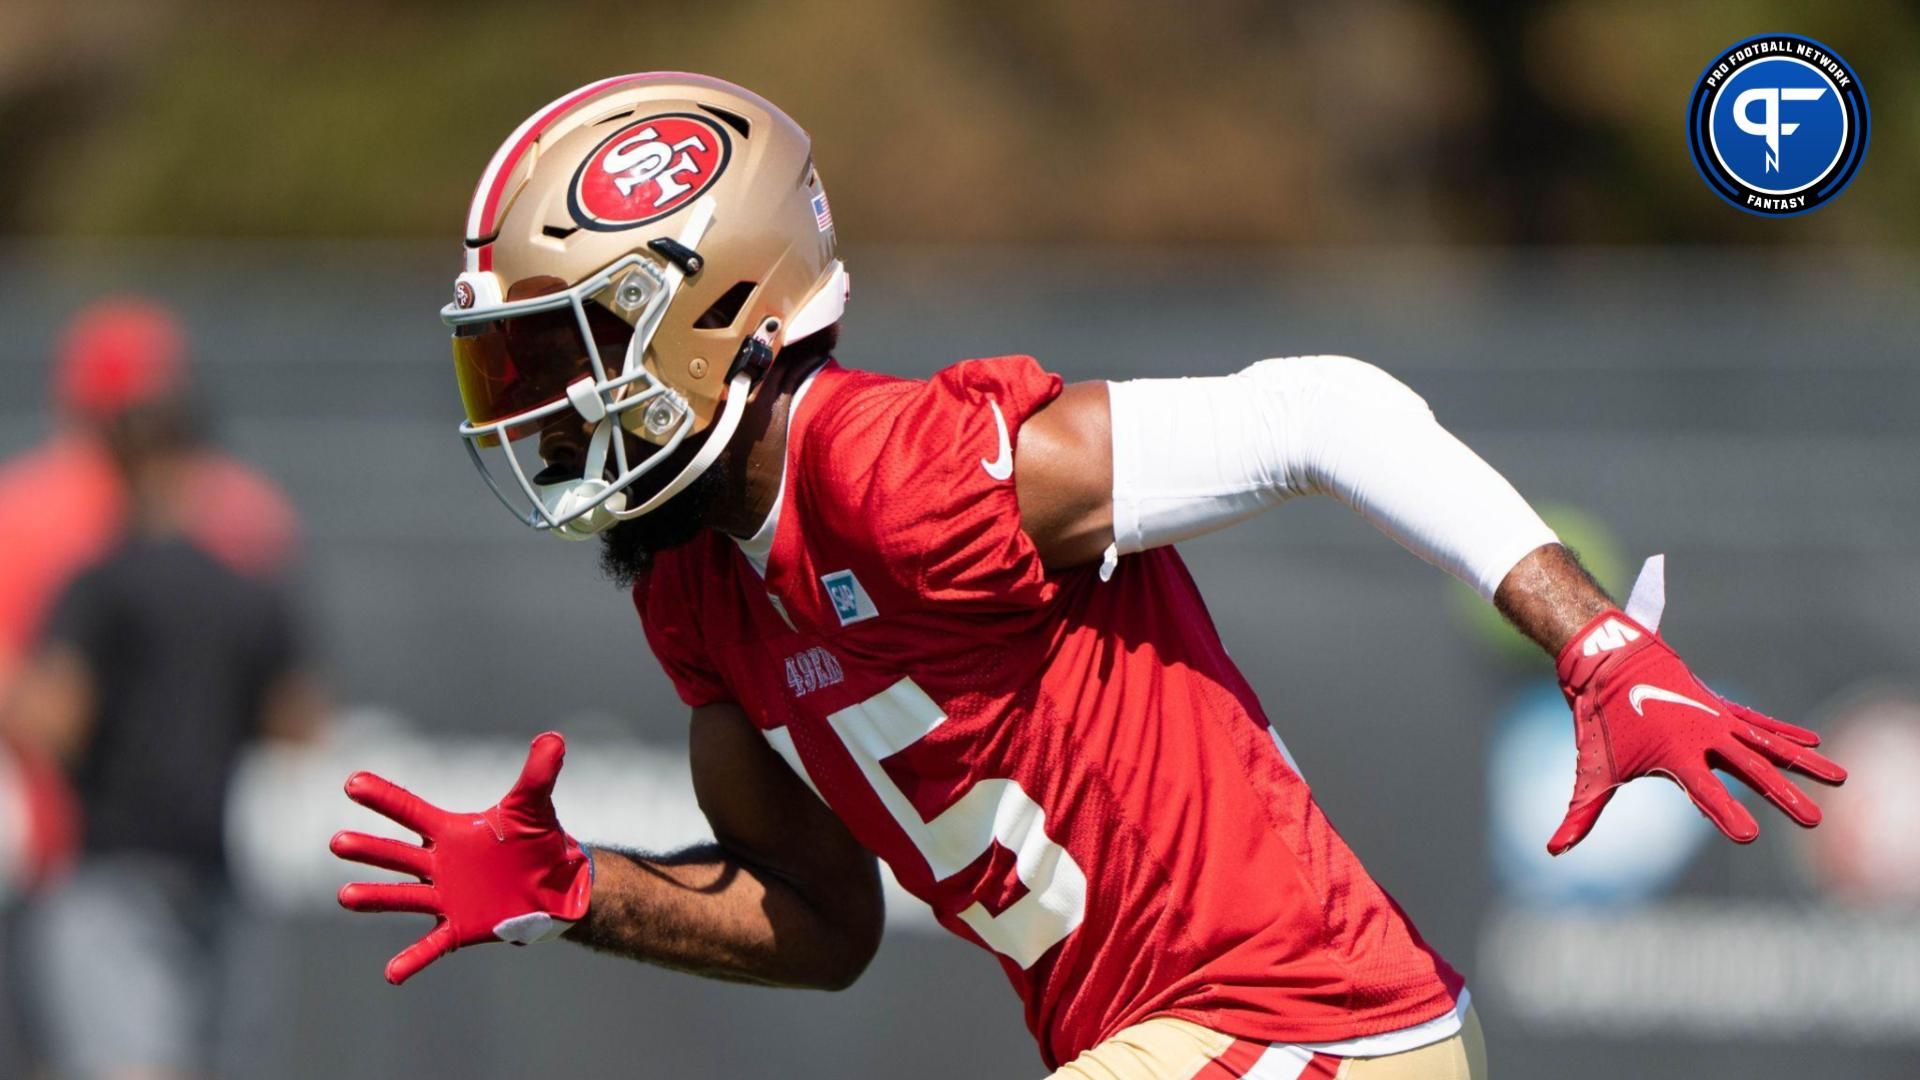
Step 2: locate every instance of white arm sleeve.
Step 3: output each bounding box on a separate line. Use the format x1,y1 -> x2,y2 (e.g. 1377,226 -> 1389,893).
1106,355 -> 1559,599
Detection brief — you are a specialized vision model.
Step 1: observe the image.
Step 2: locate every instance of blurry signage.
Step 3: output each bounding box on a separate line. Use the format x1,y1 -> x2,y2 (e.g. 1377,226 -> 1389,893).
1795,688 -> 1920,903
1482,683 -> 1920,1040
1487,683 -> 1714,908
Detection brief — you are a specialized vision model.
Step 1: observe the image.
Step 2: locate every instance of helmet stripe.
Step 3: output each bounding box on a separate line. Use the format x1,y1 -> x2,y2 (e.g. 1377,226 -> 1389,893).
464,73 -> 695,267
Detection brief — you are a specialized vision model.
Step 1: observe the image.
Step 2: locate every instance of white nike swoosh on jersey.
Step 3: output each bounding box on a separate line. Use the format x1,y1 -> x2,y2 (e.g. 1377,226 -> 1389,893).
981,399 -> 1013,481
1628,683 -> 1720,718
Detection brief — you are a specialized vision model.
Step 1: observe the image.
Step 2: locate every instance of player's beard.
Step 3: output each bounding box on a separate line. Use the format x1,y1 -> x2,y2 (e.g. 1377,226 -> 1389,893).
596,455 -> 729,588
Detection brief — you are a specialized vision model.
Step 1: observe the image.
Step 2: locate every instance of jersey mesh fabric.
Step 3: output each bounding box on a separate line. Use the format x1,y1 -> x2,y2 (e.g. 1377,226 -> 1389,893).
635,358 -> 1461,1068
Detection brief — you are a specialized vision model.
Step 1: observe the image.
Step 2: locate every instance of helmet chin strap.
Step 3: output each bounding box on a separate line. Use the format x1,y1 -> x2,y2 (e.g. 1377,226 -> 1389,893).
536,419 -> 628,541
533,371 -> 754,540
615,372 -> 753,520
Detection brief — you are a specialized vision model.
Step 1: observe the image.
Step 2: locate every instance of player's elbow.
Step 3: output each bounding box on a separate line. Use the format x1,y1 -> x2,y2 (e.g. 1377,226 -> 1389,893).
816,891 -> 884,992
793,925 -> 878,992
814,946 -> 875,992
1241,354 -> 1431,414
784,863 -> 883,992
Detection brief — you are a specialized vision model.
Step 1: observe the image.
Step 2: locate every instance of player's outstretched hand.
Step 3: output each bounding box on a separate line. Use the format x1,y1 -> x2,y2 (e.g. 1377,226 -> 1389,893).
1549,558 -> 1847,855
331,731 -> 594,984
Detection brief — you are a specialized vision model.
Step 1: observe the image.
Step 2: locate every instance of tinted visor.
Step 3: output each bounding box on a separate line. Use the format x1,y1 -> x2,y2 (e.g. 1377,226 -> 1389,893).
451,296 -> 636,438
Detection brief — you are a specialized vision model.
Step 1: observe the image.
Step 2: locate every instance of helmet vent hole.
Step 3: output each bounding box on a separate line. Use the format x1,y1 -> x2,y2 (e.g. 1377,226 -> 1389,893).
699,104 -> 752,138
593,110 -> 635,127
542,224 -> 579,240
693,281 -> 758,330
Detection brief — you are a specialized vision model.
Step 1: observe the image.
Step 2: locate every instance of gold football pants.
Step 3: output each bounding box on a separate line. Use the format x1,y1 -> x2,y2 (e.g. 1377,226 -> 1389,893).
1047,1008 -> 1486,1080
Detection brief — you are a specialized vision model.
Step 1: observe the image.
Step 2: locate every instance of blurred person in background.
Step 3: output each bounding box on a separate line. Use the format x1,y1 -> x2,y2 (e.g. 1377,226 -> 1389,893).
0,300 -> 299,683
0,300 -> 302,885
0,302 -> 322,1080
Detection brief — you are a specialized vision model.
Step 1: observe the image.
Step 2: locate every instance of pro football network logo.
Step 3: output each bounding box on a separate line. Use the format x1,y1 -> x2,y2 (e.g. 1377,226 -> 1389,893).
568,113 -> 732,231
1687,35 -> 1869,217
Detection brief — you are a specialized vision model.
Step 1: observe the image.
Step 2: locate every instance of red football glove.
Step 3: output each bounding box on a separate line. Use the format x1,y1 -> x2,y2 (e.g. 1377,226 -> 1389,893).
1549,558 -> 1847,855
331,731 -> 594,984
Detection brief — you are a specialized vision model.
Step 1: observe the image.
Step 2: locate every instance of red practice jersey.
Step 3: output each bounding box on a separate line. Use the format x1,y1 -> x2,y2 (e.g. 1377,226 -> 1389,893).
636,358 -> 1461,1068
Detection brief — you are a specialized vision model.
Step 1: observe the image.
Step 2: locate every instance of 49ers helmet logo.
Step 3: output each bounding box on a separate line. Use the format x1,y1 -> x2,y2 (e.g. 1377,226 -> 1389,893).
568,113 -> 732,231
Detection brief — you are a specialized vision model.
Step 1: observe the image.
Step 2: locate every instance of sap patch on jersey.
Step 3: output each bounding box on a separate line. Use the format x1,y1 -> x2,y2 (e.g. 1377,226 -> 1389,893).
821,569 -> 879,625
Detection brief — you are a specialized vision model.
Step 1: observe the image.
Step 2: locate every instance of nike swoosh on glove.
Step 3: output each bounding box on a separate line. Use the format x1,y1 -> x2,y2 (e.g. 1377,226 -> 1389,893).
1549,556 -> 1847,855
331,731 -> 594,984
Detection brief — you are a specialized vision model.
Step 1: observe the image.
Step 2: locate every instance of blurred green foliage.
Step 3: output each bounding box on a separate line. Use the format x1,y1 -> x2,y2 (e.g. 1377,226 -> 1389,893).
1,0 -> 1912,245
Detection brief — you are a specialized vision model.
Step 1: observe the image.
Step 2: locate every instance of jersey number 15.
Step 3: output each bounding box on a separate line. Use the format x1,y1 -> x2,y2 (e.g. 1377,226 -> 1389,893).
764,678 -> 1087,968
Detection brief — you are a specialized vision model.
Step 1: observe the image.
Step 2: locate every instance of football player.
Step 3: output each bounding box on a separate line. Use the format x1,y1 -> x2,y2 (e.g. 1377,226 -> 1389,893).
332,75 -> 1846,1079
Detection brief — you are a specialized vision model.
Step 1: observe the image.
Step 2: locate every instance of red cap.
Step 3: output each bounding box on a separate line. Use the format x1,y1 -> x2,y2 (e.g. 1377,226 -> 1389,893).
54,299 -> 188,420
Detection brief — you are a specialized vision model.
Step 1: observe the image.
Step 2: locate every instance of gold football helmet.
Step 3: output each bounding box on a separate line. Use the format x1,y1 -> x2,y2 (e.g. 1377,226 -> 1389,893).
441,73 -> 847,537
